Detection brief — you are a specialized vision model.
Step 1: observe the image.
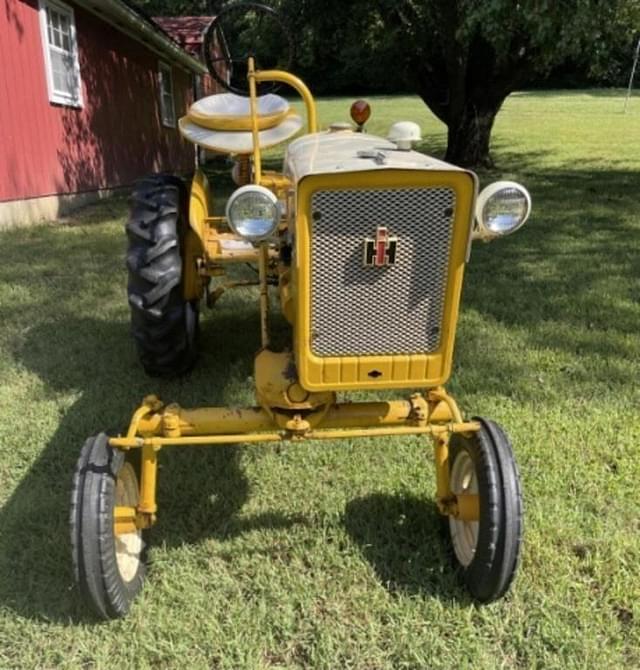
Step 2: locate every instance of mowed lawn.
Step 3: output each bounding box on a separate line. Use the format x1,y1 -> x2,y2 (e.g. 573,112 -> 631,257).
1,90 -> 639,669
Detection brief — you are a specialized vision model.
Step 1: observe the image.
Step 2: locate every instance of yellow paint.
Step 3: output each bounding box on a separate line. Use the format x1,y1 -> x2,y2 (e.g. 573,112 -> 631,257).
293,169 -> 477,392
259,171 -> 292,199
248,58 -> 262,184
110,421 -> 480,450
113,506 -> 137,536
433,434 -> 451,502
110,388 -> 479,526
187,107 -> 289,131
110,392 -> 478,449
455,493 -> 480,522
189,168 -> 212,240
138,445 -> 158,515
247,59 -> 318,189
279,268 -> 295,324
183,229 -> 204,302
253,69 -> 318,133
254,349 -> 334,411
258,242 -> 270,348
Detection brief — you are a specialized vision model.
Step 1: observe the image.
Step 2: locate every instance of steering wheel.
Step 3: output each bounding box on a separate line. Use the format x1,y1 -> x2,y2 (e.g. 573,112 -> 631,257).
203,2 -> 294,96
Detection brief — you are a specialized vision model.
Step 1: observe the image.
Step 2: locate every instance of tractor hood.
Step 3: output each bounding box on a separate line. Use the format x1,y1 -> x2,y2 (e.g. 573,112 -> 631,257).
284,130 -> 466,183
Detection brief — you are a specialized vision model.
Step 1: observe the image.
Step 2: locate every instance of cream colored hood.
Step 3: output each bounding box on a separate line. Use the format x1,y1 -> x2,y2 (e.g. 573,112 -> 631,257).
284,130 -> 465,182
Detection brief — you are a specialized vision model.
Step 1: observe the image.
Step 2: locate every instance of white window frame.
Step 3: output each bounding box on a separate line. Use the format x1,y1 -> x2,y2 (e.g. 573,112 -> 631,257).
158,62 -> 176,128
38,0 -> 83,108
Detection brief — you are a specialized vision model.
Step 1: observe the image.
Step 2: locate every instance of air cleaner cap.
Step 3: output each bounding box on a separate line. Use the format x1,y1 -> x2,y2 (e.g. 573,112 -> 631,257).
387,121 -> 421,150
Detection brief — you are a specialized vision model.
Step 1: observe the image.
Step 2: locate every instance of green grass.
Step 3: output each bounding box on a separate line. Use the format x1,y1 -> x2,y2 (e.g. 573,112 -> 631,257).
1,89 -> 639,669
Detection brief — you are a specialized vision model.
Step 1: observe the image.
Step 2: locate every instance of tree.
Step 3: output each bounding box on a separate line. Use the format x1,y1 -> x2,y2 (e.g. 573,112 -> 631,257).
376,1 -> 640,166
278,0 -> 639,166
135,0 -> 208,16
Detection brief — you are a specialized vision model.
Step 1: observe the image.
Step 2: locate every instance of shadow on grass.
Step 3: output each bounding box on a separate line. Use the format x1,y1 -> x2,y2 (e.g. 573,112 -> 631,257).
0,310 -> 298,624
344,494 -> 468,602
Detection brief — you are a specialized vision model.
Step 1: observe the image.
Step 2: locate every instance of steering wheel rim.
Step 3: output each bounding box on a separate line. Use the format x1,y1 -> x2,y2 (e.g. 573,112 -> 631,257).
203,2 -> 294,96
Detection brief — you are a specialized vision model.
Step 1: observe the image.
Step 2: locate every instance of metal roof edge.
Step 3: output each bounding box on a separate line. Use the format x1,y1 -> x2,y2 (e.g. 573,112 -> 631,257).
73,0 -> 208,74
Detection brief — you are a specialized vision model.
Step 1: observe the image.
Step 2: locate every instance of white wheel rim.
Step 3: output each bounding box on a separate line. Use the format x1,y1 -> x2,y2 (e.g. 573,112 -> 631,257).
114,462 -> 143,583
449,450 -> 479,567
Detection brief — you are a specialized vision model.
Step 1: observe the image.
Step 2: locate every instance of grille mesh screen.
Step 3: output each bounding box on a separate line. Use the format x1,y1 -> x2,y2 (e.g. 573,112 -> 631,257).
309,187 -> 456,357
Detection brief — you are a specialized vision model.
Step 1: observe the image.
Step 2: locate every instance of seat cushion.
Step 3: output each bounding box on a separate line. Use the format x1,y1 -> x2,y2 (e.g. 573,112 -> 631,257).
187,93 -> 290,131
178,112 -> 303,154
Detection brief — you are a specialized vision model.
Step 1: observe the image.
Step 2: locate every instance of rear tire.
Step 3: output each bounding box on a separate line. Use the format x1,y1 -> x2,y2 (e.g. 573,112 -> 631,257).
447,419 -> 523,602
126,174 -> 198,377
70,434 -> 147,619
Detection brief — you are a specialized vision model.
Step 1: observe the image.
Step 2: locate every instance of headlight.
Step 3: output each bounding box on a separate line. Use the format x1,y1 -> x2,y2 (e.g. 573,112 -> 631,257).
226,185 -> 280,242
474,181 -> 531,239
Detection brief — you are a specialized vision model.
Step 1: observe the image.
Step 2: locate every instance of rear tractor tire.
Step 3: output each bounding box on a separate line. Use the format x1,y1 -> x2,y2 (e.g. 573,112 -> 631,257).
447,418 -> 524,602
126,174 -> 199,377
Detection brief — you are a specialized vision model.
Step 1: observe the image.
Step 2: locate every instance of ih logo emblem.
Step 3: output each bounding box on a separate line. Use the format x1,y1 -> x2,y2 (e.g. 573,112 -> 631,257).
364,226 -> 398,266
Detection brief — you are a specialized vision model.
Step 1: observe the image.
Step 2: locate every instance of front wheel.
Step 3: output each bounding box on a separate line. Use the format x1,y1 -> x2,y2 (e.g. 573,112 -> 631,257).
447,419 -> 523,602
70,433 -> 147,619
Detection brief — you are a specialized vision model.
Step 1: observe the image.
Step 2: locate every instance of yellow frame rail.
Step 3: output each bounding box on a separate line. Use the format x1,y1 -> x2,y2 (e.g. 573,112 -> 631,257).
108,388 -> 481,535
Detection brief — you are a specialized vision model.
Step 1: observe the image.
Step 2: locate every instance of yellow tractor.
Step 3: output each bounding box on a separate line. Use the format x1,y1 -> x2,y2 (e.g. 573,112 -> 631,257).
71,3 -> 531,619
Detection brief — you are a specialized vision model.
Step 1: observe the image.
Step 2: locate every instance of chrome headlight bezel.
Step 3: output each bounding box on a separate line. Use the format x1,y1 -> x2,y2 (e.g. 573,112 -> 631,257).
225,184 -> 280,242
474,181 -> 532,240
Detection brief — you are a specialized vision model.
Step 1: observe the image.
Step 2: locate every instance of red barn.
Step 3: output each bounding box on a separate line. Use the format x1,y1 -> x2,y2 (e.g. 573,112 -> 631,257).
0,0 -> 217,226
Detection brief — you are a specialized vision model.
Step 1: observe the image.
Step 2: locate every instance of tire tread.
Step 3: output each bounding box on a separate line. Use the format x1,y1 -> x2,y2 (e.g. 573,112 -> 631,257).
126,174 -> 198,377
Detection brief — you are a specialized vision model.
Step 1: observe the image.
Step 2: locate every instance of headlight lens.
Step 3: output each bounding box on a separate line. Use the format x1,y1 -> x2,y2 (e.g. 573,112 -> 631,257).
226,185 -> 280,241
475,181 -> 531,237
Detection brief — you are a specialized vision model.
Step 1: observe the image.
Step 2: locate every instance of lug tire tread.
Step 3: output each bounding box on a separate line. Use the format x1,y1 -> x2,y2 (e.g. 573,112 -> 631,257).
126,174 -> 198,377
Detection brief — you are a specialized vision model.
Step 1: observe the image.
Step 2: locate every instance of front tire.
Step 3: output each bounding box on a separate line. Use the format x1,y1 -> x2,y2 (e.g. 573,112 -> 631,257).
70,434 -> 146,619
447,419 -> 523,602
126,174 -> 198,377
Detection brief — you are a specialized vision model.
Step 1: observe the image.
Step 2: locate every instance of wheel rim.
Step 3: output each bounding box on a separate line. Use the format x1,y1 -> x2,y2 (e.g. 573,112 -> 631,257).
449,450 -> 479,567
114,463 -> 143,583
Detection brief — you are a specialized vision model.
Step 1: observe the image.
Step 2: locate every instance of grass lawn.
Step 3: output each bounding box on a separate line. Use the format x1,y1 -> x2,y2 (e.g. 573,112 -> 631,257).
1,90 -> 639,669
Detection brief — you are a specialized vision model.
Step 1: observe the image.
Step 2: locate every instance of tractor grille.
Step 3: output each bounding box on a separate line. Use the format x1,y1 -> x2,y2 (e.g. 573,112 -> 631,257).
309,187 -> 456,357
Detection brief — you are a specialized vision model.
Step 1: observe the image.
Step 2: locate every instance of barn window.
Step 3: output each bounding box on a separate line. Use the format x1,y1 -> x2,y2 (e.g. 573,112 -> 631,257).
38,0 -> 83,107
158,63 -> 176,128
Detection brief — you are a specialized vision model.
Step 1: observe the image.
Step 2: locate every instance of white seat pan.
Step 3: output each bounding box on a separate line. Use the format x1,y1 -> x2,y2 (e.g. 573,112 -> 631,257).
179,114 -> 304,154
190,92 -> 289,119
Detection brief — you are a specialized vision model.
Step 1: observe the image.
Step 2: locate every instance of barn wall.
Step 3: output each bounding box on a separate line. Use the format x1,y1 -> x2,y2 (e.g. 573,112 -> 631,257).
0,0 -> 196,208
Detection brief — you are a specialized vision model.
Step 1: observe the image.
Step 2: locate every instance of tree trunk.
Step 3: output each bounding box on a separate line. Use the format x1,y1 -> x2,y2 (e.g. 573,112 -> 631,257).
444,104 -> 500,168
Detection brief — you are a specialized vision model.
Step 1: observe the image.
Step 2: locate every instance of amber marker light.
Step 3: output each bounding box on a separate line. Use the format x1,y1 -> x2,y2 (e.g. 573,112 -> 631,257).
350,99 -> 371,130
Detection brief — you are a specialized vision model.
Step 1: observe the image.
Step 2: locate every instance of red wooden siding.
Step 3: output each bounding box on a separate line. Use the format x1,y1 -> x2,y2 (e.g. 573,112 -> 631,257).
0,0 -> 197,203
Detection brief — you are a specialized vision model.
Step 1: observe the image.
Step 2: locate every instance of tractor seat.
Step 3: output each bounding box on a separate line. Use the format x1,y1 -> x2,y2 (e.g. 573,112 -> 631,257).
187,92 -> 290,131
179,92 -> 303,155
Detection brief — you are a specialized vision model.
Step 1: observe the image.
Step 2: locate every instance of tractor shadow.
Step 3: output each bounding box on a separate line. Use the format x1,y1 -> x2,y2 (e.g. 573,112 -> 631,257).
343,493 -> 469,602
0,308 -> 300,623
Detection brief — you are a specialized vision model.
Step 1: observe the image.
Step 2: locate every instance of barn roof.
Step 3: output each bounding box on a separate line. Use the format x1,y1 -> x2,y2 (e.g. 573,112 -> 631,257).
153,17 -> 214,58
73,0 -> 208,74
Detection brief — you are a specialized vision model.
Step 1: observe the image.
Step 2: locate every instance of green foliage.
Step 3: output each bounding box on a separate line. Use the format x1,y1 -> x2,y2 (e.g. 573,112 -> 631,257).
273,0 -> 407,94
135,1 -> 640,91
136,0 -> 209,17
405,0 -> 640,80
